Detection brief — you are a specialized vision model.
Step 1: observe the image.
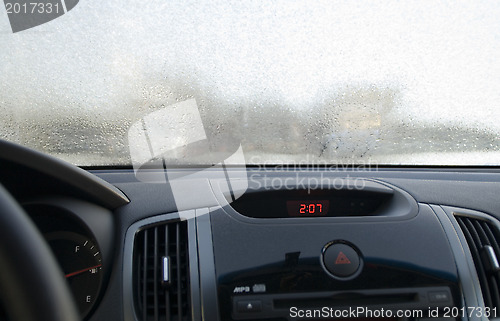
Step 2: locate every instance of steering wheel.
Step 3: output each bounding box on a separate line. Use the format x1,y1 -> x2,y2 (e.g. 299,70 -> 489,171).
0,184 -> 79,321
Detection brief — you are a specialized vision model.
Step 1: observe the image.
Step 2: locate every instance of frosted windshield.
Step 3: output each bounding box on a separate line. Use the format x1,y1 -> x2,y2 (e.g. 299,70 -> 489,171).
1,1 -> 500,166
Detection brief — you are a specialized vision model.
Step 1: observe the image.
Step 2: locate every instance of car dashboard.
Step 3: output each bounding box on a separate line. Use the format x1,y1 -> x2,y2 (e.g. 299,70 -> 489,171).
1,140 -> 500,321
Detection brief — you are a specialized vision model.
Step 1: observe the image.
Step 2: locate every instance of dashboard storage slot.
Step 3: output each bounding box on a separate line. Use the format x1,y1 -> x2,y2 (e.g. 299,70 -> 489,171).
454,214 -> 500,309
133,221 -> 191,321
226,179 -> 416,219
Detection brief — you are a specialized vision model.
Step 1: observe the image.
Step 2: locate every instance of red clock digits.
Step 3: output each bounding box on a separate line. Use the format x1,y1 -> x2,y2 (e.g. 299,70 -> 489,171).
287,200 -> 330,217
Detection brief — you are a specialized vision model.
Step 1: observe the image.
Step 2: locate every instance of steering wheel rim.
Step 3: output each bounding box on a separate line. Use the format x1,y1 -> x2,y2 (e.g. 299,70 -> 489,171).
0,184 -> 79,321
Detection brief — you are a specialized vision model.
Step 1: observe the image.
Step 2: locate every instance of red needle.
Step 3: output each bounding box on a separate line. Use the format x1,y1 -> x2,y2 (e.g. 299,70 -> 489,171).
65,264 -> 102,278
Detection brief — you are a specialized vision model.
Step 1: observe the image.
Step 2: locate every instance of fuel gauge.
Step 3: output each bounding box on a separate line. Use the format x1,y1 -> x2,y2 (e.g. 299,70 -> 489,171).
45,232 -> 103,319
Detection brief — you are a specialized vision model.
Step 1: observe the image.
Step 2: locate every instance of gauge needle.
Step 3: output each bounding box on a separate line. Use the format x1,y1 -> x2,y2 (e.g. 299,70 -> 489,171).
65,264 -> 102,278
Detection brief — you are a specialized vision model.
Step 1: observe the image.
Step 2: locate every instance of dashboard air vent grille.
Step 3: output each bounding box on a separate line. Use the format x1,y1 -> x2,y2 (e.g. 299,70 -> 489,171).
455,214 -> 500,309
133,221 -> 190,321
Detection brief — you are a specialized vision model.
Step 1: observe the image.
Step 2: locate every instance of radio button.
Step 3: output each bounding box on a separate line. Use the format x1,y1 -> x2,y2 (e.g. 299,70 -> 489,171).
236,300 -> 262,313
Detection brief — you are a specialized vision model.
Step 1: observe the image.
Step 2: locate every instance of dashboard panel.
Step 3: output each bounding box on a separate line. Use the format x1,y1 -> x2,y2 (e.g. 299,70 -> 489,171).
2,140 -> 500,321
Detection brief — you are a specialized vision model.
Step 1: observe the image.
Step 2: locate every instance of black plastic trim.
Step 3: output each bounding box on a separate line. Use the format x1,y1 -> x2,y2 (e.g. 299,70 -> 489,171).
430,204 -> 481,321
198,207 -> 220,321
440,205 -> 500,315
0,140 -> 129,209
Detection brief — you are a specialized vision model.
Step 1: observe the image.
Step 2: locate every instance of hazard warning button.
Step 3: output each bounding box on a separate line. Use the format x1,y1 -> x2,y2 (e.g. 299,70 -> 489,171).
322,242 -> 361,279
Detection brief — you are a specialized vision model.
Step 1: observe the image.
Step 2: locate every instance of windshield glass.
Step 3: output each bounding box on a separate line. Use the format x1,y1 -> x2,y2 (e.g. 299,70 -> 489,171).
1,1 -> 500,166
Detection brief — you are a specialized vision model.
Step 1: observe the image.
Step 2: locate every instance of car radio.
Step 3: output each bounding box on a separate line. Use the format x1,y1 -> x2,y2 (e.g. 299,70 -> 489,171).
209,181 -> 460,321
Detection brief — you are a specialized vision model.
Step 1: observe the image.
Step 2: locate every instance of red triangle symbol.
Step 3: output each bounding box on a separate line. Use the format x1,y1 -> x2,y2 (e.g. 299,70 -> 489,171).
335,251 -> 351,265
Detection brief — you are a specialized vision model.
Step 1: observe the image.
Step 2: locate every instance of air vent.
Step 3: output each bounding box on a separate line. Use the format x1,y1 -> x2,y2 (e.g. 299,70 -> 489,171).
455,214 -> 500,309
133,221 -> 190,321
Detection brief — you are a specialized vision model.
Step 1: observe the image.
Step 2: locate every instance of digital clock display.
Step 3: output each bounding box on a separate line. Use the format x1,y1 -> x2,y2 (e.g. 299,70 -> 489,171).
286,200 -> 330,217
